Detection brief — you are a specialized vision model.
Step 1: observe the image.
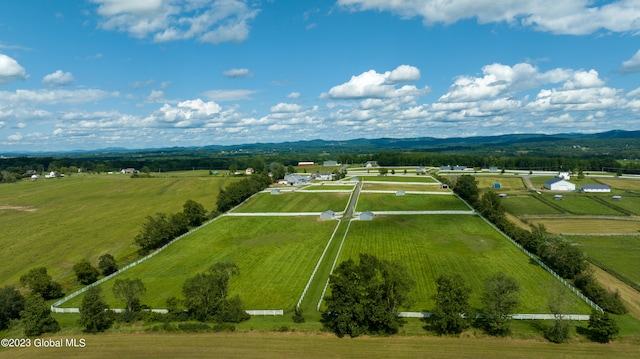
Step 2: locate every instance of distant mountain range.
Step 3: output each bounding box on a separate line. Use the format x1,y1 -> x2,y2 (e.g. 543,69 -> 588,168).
4,129 -> 640,158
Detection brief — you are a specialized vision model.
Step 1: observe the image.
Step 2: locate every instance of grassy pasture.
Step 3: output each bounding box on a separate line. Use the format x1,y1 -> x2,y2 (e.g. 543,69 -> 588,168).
356,193 -> 469,211
568,235 -> 640,285
362,183 -> 446,192
595,177 -> 640,191
302,185 -> 355,191
234,192 -> 350,213
62,216 -> 338,309
337,215 -> 591,313
596,195 -> 640,215
357,175 -> 437,183
527,218 -> 640,234
501,195 -> 563,215
0,173 -> 233,289
539,194 -> 625,215
474,176 -> 526,190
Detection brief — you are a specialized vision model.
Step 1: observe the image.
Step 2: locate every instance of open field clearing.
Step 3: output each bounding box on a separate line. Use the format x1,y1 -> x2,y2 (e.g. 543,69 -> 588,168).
567,235 -> 640,286
355,193 -> 469,212
501,196 -> 563,215
61,216 -> 337,309
357,175 -> 437,183
301,185 -> 355,191
590,265 -> 640,321
539,194 -> 626,215
595,195 -> 640,215
595,177 -> 640,191
362,182 -> 447,191
337,215 -> 591,313
527,218 -> 640,235
3,332 -> 640,359
0,173 -> 233,289
233,192 -> 350,213
474,176 -> 526,190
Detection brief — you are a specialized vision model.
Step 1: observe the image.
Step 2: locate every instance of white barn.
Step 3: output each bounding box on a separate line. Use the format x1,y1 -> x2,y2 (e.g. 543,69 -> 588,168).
580,184 -> 611,193
544,178 -> 575,191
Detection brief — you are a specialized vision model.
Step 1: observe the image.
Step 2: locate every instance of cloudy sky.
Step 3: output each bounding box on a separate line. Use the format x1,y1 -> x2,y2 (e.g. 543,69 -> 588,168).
1,0 -> 640,152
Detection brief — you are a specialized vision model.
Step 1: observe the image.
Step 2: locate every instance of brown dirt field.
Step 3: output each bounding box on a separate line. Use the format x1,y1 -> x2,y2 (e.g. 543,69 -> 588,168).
1,332 -> 639,359
591,264 -> 640,320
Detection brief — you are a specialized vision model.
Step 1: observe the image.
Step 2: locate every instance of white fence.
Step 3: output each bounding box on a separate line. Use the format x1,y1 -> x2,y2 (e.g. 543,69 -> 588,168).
397,312 -> 591,321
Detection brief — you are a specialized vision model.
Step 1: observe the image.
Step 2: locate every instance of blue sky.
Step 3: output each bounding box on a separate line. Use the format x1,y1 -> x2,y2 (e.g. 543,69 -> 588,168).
1,0 -> 640,152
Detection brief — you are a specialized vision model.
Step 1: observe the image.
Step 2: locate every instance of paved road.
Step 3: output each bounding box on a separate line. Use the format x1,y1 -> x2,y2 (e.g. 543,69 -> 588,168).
343,180 -> 362,219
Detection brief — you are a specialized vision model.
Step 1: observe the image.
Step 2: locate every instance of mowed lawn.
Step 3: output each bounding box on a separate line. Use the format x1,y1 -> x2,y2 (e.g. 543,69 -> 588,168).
526,218 -> 640,234
567,235 -> 640,285
62,216 -> 338,309
0,173 -> 232,289
500,195 -> 563,215
474,176 -> 526,190
358,175 -> 438,183
596,177 -> 640,191
540,194 -> 626,215
337,215 -> 591,313
356,193 -> 469,211
234,192 -> 350,213
362,183 -> 446,191
595,195 -> 640,215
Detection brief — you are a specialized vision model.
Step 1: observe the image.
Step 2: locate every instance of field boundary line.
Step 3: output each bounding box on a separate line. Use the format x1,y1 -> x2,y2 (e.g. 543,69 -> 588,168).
398,312 -> 590,321
296,220 -> 343,309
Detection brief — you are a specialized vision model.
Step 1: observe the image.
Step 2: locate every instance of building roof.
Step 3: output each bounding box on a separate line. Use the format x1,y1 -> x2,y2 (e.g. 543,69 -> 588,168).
580,184 -> 611,190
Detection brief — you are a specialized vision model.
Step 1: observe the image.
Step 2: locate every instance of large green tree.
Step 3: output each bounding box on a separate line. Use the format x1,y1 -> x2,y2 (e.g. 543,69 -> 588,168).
19,267 -> 64,300
182,262 -> 249,323
453,175 -> 479,206
0,286 -> 25,330
481,273 -> 520,336
20,294 -> 59,337
73,259 -> 100,285
322,253 -> 415,338
98,253 -> 118,276
183,199 -> 207,227
588,310 -> 619,343
112,278 -> 146,313
79,286 -> 114,333
428,273 -> 473,335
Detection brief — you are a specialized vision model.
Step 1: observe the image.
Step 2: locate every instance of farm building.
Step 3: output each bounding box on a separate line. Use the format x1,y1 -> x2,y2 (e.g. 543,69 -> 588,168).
416,166 -> 426,173
580,184 -> 611,193
120,167 -> 137,174
489,166 -> 499,172
323,160 -> 338,166
284,174 -> 310,186
245,167 -> 254,175
320,210 -> 335,220
554,195 -> 563,200
493,182 -> 501,189
544,178 -> 575,191
439,166 -> 451,171
499,193 -> 507,198
298,161 -> 314,166
453,166 -> 468,171
360,211 -> 374,221
270,189 -> 281,195
364,161 -> 378,168
558,171 -> 571,180
396,190 -> 405,196
612,195 -> 622,200
310,172 -> 334,181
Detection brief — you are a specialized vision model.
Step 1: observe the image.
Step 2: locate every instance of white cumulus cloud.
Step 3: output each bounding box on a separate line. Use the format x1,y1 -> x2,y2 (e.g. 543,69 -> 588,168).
222,68 -> 253,78
326,65 -> 428,99
620,50 -> 640,74
42,70 -> 75,86
0,54 -> 29,84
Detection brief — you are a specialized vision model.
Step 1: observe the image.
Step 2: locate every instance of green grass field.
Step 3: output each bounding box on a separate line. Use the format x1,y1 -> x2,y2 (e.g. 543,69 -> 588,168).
361,183 -> 446,191
357,175 -> 437,183
539,194 -> 626,215
0,173 -> 234,289
595,195 -> 640,215
501,195 -> 563,215
474,176 -> 526,190
526,218 -> 640,234
596,178 -> 640,191
301,185 -> 355,191
567,235 -> 640,285
355,193 -> 469,211
233,192 -> 350,212
336,215 -> 591,313
62,216 -> 338,309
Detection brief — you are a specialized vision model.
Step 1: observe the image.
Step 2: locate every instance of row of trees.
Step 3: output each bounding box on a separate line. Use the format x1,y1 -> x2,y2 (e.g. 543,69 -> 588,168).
134,200 -> 207,254
216,173 -> 272,213
321,254 -> 522,338
451,175 -> 623,342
